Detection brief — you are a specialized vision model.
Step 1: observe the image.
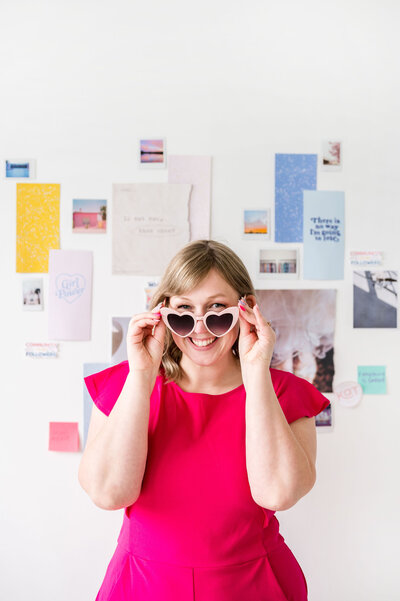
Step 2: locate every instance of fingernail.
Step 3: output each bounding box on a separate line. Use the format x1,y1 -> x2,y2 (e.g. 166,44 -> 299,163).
239,304 -> 246,312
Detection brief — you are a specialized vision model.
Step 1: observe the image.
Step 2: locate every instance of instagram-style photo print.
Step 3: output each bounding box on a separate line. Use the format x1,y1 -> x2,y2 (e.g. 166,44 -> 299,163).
353,270 -> 398,328
22,278 -> 44,311
321,140 -> 342,171
139,139 -> 167,168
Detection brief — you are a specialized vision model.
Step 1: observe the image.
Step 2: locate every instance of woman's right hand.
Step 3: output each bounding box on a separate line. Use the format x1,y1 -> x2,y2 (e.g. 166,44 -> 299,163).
126,300 -> 166,377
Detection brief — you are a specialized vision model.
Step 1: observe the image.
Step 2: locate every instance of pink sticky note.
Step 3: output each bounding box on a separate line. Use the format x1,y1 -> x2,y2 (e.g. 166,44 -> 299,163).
49,422 -> 80,452
48,249 -> 93,340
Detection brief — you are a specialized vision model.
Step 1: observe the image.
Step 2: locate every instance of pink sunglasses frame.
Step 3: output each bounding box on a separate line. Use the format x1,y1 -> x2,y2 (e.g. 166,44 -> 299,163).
159,306 -> 240,338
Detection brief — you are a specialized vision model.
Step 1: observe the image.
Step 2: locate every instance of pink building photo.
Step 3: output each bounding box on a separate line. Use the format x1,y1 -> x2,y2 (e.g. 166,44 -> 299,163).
72,199 -> 107,233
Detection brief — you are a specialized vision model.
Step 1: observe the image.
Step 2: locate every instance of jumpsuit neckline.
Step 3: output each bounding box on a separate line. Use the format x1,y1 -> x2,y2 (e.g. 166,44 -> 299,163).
169,379 -> 245,398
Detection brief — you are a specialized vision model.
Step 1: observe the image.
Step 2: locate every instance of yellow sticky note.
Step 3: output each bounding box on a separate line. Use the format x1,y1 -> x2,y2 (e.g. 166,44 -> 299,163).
16,183 -> 60,273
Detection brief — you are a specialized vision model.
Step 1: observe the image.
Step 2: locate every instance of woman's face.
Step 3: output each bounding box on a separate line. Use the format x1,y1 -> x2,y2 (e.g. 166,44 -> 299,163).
168,268 -> 242,367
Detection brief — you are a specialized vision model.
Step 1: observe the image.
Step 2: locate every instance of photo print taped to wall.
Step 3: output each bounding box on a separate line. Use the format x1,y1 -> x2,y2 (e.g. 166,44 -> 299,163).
320,140 -> 342,171
72,199 -> 107,233
242,208 -> 271,240
258,248 -> 299,279
139,138 -> 167,168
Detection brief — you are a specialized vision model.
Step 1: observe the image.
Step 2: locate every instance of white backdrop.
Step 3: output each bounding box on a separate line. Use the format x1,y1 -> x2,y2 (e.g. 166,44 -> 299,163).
1,1 -> 399,599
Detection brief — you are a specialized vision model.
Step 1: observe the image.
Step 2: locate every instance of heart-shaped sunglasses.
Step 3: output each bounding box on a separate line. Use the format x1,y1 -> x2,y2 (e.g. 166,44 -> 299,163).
159,306 -> 240,338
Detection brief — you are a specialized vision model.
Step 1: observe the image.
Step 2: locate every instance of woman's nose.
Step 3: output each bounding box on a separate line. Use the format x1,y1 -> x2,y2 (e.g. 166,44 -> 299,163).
193,316 -> 208,334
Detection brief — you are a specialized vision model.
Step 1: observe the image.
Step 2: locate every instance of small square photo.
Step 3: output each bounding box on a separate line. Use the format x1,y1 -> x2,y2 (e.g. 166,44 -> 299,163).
258,248 -> 299,278
72,199 -> 107,233
243,209 -> 270,240
139,139 -> 167,168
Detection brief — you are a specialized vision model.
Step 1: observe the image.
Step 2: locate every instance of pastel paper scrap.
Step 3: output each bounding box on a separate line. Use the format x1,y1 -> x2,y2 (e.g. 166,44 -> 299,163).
168,155 -> 211,241
357,366 -> 387,394
274,154 -> 317,242
112,183 -> 191,275
49,422 -> 80,452
303,190 -> 345,280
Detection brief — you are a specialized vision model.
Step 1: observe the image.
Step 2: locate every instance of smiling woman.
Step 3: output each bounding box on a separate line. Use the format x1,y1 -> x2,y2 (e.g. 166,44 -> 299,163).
79,239 -> 330,601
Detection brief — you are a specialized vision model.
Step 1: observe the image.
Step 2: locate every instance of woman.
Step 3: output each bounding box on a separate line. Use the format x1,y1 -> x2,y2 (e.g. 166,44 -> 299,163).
79,239 -> 330,600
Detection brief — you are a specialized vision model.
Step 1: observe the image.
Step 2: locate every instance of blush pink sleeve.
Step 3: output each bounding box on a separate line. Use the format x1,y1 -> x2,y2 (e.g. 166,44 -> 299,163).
84,361 -> 130,416
270,368 -> 331,424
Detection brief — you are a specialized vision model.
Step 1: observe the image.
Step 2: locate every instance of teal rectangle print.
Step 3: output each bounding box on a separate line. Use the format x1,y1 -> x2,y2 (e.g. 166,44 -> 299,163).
303,190 -> 345,279
358,366 -> 387,394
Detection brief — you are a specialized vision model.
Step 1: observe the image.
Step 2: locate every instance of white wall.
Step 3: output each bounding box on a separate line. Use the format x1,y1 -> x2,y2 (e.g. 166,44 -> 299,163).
1,1 -> 399,599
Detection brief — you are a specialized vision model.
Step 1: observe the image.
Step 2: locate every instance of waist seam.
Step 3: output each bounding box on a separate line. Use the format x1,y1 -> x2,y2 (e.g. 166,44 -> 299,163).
116,541 -> 286,570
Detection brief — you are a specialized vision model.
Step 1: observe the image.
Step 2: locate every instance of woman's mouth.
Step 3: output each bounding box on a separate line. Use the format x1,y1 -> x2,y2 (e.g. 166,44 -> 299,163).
188,336 -> 217,348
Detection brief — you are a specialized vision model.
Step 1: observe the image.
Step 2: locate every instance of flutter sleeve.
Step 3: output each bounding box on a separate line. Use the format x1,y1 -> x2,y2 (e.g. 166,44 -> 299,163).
84,360 -> 130,416
270,368 -> 331,424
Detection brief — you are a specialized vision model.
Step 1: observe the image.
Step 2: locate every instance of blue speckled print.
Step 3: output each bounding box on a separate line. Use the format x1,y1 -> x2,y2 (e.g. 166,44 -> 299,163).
274,154 -> 317,242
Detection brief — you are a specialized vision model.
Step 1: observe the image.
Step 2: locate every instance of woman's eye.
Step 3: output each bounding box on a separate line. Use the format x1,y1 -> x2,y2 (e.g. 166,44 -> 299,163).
176,303 -> 225,310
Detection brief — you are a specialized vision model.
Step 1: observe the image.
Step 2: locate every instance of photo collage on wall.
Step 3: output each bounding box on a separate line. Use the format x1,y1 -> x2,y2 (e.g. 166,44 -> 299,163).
9,136 -> 397,449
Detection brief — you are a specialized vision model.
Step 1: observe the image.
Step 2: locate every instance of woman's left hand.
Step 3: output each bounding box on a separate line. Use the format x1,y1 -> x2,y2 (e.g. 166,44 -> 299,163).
237,298 -> 276,370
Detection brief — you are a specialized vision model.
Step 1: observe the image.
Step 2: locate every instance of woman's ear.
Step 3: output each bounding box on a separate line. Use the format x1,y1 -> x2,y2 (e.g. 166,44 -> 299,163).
243,294 -> 257,309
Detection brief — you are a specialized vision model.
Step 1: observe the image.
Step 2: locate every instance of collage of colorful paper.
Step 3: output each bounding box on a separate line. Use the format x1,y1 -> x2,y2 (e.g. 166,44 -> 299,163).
11,139 -> 397,452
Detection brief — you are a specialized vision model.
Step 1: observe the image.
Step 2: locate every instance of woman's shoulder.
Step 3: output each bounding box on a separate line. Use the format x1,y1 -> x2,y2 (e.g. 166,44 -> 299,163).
269,367 -> 331,423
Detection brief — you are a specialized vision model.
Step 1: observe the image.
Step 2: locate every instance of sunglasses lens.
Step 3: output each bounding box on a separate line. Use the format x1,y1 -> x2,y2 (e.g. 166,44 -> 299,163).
167,313 -> 195,337
206,313 -> 233,336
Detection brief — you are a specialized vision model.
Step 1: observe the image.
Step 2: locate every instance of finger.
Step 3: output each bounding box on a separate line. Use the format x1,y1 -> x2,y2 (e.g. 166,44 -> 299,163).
238,300 -> 257,326
128,316 -> 161,339
238,306 -> 254,336
253,304 -> 273,335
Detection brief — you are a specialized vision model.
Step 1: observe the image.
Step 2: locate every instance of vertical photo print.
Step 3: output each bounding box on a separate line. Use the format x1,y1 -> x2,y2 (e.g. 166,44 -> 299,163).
321,140 -> 342,171
256,289 -> 337,393
22,278 -> 44,311
112,316 -> 131,364
353,270 -> 398,328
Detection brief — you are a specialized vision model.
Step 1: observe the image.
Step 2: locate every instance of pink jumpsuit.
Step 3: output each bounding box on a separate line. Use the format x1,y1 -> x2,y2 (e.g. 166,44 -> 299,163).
84,361 -> 330,600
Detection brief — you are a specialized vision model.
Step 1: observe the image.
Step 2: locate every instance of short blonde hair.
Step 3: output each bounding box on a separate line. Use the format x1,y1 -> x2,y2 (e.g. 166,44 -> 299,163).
150,239 -> 256,383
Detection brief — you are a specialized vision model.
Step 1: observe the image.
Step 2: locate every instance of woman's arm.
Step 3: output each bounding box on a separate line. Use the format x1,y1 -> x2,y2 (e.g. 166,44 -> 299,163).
245,367 -> 317,511
78,371 -> 153,510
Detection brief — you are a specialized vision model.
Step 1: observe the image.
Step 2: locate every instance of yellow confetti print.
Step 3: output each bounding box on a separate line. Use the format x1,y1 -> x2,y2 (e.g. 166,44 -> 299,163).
16,183 -> 60,273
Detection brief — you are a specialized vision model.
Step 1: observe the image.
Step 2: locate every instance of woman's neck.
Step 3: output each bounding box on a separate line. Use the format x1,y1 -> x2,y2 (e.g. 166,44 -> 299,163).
177,354 -> 243,394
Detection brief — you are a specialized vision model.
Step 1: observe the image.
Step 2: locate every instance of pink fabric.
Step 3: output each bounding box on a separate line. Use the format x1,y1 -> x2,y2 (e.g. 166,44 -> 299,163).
84,362 -> 331,600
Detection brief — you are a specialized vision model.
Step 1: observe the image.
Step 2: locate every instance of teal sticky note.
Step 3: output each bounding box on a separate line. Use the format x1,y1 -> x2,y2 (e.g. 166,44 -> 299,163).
357,366 -> 386,394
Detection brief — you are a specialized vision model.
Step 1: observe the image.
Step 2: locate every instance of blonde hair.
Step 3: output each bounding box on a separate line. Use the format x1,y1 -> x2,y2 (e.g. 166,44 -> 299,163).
150,239 -> 256,383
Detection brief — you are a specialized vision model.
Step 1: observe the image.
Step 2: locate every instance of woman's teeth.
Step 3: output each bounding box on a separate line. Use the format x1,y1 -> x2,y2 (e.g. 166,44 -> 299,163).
190,337 -> 216,347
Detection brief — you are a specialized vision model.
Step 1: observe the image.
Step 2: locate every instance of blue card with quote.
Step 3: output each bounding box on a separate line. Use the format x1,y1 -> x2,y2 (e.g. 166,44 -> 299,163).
303,190 -> 345,280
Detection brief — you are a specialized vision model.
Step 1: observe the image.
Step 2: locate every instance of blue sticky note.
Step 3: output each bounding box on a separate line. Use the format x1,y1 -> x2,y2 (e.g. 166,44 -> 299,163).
83,362 -> 110,447
358,366 -> 386,394
275,154 -> 317,242
303,190 -> 345,280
